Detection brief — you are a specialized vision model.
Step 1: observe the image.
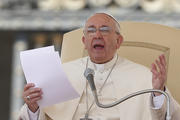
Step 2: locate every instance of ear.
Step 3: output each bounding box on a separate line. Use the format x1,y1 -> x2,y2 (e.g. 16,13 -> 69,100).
116,34 -> 123,49
82,36 -> 87,49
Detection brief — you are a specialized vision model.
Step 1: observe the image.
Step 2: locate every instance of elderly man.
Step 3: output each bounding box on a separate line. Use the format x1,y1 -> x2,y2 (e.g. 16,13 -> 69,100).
18,13 -> 180,120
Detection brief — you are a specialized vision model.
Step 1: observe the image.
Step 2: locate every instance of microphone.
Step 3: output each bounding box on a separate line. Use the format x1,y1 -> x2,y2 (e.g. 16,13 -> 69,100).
84,68 -> 171,120
84,68 -> 96,91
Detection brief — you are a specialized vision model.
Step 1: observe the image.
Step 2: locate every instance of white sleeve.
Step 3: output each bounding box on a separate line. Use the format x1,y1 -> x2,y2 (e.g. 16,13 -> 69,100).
27,108 -> 40,120
152,94 -> 165,109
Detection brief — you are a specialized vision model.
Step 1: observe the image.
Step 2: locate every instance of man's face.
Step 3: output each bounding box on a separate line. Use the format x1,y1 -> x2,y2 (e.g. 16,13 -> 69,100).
82,14 -> 123,64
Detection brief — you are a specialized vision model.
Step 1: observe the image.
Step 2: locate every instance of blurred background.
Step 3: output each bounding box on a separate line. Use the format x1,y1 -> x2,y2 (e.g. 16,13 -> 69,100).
0,0 -> 180,119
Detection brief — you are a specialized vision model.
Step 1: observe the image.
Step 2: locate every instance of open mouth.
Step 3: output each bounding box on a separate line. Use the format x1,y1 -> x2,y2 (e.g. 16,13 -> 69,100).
93,44 -> 104,50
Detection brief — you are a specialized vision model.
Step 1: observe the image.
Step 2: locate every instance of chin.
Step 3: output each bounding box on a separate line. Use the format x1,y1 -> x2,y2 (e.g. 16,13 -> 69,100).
90,55 -> 106,63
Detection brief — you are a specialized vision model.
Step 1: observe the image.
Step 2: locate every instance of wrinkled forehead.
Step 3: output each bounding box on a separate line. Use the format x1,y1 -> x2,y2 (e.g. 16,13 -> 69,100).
85,13 -> 116,28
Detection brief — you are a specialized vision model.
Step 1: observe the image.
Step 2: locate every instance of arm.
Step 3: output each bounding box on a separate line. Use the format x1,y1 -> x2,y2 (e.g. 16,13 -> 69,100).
150,88 -> 180,120
18,103 -> 47,120
150,54 -> 180,120
18,83 -> 44,120
22,83 -> 42,113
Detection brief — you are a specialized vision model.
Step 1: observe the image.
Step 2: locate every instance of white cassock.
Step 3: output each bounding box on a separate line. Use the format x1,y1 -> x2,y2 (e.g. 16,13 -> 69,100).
18,54 -> 180,120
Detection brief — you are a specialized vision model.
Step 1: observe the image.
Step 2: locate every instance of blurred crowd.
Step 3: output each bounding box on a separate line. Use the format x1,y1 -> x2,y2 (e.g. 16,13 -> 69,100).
0,0 -> 180,13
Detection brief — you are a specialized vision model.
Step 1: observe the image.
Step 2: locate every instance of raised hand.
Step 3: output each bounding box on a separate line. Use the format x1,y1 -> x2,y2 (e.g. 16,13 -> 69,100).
151,54 -> 167,96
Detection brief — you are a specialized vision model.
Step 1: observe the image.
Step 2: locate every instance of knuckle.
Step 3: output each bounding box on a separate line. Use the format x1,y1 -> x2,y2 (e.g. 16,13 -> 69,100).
35,93 -> 39,96
31,99 -> 35,103
29,89 -> 33,93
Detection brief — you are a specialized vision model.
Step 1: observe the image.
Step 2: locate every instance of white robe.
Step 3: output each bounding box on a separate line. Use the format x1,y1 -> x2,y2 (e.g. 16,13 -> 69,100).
18,55 -> 180,120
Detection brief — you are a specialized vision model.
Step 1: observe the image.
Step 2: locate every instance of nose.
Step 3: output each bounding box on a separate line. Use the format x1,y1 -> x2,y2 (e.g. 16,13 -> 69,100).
94,29 -> 103,39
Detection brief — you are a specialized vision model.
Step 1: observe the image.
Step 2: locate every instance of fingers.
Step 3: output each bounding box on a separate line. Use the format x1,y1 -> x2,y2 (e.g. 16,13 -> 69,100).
24,83 -> 35,91
151,54 -> 167,91
159,54 -> 166,67
159,55 -> 166,72
151,67 -> 160,83
159,55 -> 167,75
27,91 -> 43,99
30,96 -> 42,103
151,63 -> 158,79
26,95 -> 42,104
23,83 -> 42,112
28,87 -> 42,94
152,54 -> 166,75
151,63 -> 158,72
23,89 -> 42,101
151,54 -> 167,81
23,84 -> 42,97
156,59 -> 164,74
23,83 -> 42,104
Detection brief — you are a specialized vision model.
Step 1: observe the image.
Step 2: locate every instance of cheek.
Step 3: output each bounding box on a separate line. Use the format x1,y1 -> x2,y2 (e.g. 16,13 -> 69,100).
84,42 -> 88,49
106,39 -> 118,49
85,40 -> 92,50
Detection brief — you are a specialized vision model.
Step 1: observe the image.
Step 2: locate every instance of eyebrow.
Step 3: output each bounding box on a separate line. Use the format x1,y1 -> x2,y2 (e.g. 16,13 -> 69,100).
87,25 -> 109,28
101,25 -> 109,28
87,25 -> 96,28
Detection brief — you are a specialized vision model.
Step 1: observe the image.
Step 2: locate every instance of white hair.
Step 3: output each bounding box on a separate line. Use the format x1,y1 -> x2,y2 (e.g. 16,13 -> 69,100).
84,12 -> 121,34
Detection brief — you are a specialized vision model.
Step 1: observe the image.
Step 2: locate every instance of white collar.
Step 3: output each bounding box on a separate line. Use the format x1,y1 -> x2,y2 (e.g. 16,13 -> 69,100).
88,54 -> 118,73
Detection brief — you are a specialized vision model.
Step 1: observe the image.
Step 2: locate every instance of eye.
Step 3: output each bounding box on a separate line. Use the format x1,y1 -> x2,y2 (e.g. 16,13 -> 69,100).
87,27 -> 96,33
99,27 -> 110,32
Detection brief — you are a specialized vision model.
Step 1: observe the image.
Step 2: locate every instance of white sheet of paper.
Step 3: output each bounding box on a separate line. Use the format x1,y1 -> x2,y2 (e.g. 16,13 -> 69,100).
20,46 -> 79,108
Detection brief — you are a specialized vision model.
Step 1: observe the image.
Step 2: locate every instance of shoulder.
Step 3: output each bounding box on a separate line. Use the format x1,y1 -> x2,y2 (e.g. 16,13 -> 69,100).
61,57 -> 88,75
60,57 -> 87,88
114,56 -> 153,88
62,57 -> 87,68
116,56 -> 151,74
115,57 -> 152,83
